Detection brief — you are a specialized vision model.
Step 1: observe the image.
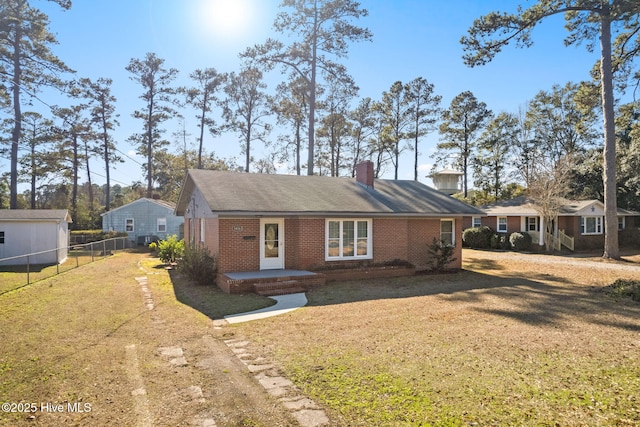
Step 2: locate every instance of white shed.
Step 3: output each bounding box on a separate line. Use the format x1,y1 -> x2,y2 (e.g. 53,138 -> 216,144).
0,210 -> 72,265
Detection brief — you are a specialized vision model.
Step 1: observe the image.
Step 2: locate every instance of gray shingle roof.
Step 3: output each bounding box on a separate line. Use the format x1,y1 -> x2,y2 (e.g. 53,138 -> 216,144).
481,196 -> 639,216
0,209 -> 72,222
176,170 -> 483,217
100,197 -> 176,217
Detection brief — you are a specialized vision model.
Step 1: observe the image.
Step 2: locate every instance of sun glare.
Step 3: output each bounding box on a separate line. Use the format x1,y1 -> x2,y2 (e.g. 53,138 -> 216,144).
197,0 -> 256,40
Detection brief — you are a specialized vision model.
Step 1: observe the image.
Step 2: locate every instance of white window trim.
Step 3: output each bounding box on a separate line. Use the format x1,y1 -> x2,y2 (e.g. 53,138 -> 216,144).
325,219 -> 372,261
618,216 -> 625,230
472,216 -> 482,228
581,216 -> 603,235
497,217 -> 507,233
440,219 -> 455,247
527,217 -> 537,232
200,218 -> 206,243
157,217 -> 167,233
125,218 -> 134,232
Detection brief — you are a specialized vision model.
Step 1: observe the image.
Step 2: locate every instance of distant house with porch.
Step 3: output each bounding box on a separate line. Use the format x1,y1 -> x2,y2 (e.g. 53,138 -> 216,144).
175,161 -> 484,294
0,209 -> 72,265
465,196 -> 638,251
101,198 -> 184,245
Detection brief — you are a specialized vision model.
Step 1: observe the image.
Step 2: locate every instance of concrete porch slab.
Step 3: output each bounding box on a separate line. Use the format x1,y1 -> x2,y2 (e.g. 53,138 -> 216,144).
224,269 -> 318,280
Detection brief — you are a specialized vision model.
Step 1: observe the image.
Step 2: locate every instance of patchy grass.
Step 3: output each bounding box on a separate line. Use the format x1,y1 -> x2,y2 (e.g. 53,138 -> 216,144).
0,254 -> 105,294
0,252 -> 295,426
168,269 -> 275,320
230,249 -> 640,426
604,279 -> 640,302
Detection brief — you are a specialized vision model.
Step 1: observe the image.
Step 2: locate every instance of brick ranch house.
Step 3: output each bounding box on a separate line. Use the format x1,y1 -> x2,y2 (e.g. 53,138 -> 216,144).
175,161 -> 484,294
464,196 -> 638,251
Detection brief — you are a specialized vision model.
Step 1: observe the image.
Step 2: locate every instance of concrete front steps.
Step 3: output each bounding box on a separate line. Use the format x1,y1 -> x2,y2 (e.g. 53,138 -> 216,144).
218,270 -> 326,295
253,280 -> 307,296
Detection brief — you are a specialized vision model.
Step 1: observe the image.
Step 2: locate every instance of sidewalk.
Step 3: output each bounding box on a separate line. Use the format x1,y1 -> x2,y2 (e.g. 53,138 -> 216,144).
224,293 -> 308,324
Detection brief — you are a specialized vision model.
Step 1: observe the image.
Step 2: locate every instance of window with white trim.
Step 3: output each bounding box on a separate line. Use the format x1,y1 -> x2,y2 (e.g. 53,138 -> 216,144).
472,216 -> 482,228
326,219 -> 372,260
497,217 -> 507,233
125,218 -> 134,232
157,217 -> 167,233
440,219 -> 455,246
527,217 -> 537,232
618,216 -> 625,230
580,216 -> 603,235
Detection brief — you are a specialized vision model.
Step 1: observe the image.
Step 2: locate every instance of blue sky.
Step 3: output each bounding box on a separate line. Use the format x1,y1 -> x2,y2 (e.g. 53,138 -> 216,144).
12,0 -> 602,189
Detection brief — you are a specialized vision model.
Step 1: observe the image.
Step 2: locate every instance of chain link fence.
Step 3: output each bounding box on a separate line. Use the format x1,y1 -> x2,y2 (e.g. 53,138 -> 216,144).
0,237 -> 132,295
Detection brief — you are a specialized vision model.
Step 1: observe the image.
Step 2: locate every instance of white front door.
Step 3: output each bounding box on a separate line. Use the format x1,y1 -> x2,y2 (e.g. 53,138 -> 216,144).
260,218 -> 284,270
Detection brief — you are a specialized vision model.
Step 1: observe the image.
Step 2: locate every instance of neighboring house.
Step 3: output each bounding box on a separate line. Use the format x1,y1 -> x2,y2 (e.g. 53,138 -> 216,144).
466,196 -> 639,251
175,161 -> 484,293
101,198 -> 184,245
0,209 -> 72,265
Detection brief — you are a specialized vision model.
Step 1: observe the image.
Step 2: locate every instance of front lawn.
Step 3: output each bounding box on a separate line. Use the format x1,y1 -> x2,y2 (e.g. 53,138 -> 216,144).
228,250 -> 640,426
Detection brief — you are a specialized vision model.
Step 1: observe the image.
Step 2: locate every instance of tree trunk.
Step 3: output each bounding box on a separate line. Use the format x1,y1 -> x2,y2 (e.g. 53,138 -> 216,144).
295,121 -> 301,175
307,1 -> 318,176
599,5 -> 619,259
146,96 -> 154,198
10,21 -> 23,209
30,139 -> 36,209
103,125 -> 111,211
198,93 -> 207,169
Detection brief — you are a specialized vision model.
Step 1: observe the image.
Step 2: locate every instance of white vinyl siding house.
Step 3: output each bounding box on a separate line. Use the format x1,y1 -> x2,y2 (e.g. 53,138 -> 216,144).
0,210 -> 72,265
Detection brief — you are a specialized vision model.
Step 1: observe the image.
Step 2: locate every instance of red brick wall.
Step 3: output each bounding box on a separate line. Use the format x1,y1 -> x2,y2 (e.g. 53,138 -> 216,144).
284,218 -> 325,270
205,218 -> 219,256
217,218 -> 260,272
376,218 -> 462,270
373,218 -> 409,263
479,216 -> 522,234
212,216 -> 464,273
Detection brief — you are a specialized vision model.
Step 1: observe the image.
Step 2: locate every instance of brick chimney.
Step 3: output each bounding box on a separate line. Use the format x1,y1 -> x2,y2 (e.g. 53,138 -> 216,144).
355,161 -> 374,188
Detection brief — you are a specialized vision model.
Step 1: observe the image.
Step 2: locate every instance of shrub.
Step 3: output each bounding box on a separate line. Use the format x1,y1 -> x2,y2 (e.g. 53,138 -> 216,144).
157,235 -> 184,264
178,244 -> 217,285
427,238 -> 457,272
509,232 -> 532,252
491,234 -> 511,250
462,226 -> 493,248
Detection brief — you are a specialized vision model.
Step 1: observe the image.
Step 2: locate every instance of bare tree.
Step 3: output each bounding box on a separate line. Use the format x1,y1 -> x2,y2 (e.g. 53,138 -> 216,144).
527,153 -> 576,251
